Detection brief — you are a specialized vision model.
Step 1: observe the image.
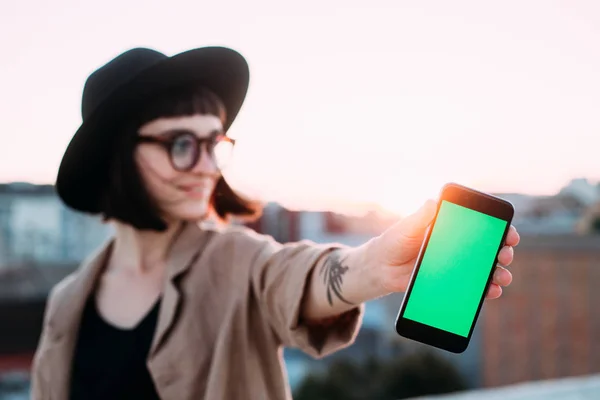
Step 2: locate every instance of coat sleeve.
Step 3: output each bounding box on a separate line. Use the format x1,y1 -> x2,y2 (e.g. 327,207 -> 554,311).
240,230 -> 365,359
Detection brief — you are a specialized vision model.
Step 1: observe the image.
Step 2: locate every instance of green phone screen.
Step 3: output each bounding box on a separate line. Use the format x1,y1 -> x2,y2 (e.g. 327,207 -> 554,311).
403,200 -> 508,337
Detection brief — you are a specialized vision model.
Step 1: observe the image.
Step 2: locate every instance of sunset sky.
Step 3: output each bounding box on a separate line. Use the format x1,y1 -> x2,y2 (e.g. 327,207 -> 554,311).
1,0 -> 599,215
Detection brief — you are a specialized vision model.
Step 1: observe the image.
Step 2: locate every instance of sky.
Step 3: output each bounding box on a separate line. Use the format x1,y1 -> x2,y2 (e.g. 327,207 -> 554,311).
1,0 -> 599,215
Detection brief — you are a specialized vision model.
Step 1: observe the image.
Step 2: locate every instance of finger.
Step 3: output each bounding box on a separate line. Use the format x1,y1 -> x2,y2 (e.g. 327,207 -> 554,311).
485,283 -> 502,299
497,246 -> 514,267
492,265 -> 512,287
413,199 -> 437,228
393,199 -> 437,239
505,225 -> 520,247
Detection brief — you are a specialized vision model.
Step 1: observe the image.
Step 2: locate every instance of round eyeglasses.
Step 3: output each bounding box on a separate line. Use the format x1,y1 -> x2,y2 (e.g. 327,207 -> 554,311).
136,129 -> 235,171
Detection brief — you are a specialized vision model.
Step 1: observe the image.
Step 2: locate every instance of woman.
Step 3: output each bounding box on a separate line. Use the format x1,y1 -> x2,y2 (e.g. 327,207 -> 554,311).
31,46 -> 519,400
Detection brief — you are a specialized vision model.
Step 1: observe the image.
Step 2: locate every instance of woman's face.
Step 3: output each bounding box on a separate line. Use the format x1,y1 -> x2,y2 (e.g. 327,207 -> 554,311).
135,114 -> 224,223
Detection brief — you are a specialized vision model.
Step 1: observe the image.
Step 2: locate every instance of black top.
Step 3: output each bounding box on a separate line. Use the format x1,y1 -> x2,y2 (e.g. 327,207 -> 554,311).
69,296 -> 162,400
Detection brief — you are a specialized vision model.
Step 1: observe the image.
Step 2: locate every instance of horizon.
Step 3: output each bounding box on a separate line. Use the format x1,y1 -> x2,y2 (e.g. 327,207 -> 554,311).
1,175 -> 597,217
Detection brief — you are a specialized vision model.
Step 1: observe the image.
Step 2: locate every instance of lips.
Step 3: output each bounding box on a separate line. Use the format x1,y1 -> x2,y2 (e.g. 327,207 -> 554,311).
176,182 -> 213,198
178,184 -> 209,192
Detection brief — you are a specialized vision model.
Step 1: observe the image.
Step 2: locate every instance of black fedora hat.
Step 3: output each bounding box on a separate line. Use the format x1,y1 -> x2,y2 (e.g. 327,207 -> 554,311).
56,46 -> 250,213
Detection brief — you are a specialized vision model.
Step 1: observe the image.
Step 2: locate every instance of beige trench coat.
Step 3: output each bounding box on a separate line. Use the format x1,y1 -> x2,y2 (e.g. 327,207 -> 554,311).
30,221 -> 364,399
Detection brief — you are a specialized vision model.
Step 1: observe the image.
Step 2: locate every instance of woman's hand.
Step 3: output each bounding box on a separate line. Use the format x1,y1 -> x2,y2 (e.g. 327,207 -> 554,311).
370,199 -> 520,299
301,199 -> 520,322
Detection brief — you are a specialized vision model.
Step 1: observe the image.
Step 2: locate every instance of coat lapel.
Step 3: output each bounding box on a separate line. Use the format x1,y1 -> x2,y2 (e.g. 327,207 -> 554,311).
43,238 -> 114,400
149,221 -> 214,357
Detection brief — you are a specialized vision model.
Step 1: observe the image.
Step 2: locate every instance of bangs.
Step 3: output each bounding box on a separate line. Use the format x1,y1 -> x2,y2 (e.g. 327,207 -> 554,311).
135,85 -> 227,128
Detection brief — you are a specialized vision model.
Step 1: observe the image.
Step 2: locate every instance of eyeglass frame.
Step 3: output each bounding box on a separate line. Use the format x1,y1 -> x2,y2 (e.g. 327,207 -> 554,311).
135,129 -> 236,172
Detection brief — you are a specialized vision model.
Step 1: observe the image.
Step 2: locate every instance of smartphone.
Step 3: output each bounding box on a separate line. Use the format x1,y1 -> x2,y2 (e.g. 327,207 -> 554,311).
395,182 -> 514,353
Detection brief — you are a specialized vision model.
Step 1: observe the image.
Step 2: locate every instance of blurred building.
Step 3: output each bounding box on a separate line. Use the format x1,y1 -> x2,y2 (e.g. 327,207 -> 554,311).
245,202 -> 397,245
558,178 -> 600,205
494,178 -> 599,235
0,183 -> 111,385
0,183 -> 112,266
479,234 -> 600,388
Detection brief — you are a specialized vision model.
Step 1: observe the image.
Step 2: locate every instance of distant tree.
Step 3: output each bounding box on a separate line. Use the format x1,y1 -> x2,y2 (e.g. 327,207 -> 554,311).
592,215 -> 600,233
294,350 -> 467,400
379,350 -> 468,398
577,201 -> 600,235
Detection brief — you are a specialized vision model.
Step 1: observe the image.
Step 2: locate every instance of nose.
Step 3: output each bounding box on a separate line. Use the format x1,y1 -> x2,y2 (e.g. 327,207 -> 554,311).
191,143 -> 218,174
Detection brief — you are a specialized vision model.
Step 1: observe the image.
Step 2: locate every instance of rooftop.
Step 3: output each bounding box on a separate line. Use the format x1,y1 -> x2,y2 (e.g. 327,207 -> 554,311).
413,373 -> 600,399
0,183 -> 55,196
0,264 -> 76,301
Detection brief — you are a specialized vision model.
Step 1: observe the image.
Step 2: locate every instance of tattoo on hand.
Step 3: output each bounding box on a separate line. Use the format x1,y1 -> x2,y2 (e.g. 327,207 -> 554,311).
320,251 -> 354,306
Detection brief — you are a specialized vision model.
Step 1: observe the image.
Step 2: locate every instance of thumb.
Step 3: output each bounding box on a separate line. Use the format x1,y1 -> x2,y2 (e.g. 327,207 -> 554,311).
394,199 -> 437,239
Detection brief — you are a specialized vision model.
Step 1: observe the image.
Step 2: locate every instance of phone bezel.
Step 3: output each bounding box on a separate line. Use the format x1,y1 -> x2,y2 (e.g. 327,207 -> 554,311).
394,182 -> 514,353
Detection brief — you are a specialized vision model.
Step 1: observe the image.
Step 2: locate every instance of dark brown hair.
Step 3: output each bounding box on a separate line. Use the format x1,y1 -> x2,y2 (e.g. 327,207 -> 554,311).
99,85 -> 262,231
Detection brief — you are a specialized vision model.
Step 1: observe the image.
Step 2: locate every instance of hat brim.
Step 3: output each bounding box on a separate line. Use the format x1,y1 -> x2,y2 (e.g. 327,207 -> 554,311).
56,46 -> 250,213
